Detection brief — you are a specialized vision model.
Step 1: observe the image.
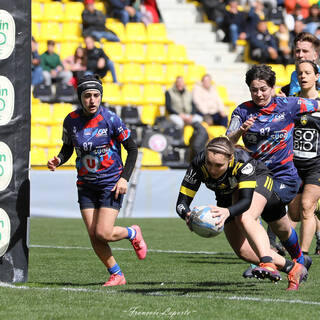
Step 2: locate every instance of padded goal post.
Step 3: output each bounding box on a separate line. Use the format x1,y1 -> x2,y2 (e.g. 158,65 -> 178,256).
0,1 -> 31,282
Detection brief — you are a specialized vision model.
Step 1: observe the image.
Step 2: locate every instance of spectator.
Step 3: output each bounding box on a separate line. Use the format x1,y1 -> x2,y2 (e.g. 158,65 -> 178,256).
192,74 -> 229,128
165,76 -> 203,129
289,20 -> 306,49
31,37 -> 44,86
63,47 -> 87,86
84,35 -> 117,82
303,4 -> 320,36
82,0 -> 120,42
221,0 -> 247,52
139,0 -> 161,25
199,0 -> 227,27
284,0 -> 310,19
315,26 -> 320,40
106,0 -> 142,25
40,40 -> 73,86
246,0 -> 268,31
248,20 -> 280,63
274,23 -> 293,65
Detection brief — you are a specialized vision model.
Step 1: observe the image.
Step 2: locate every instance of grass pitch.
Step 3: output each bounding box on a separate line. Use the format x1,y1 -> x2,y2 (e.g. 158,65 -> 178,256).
1,217 -> 320,320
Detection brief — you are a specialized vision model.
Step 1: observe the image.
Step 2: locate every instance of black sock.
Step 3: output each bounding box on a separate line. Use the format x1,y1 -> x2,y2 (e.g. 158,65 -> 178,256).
302,251 -> 309,256
280,259 -> 295,274
260,256 -> 272,263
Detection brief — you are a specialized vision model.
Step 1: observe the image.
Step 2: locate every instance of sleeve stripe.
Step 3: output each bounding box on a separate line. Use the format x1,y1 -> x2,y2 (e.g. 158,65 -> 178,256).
180,186 -> 197,198
238,181 -> 256,189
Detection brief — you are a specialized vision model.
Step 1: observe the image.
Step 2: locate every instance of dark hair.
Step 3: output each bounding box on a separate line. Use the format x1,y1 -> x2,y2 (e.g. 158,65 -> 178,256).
294,32 -> 320,52
47,40 -> 55,46
245,64 -> 276,88
296,59 -> 319,75
206,136 -> 234,159
74,46 -> 87,67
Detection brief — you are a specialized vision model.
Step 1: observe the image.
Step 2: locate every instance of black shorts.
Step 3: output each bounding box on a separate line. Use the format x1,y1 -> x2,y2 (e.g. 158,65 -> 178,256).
297,166 -> 320,193
255,175 -> 274,201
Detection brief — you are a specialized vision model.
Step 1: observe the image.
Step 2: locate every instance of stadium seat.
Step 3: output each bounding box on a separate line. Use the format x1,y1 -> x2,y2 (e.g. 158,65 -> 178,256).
146,23 -> 171,43
64,2 -> 84,23
206,125 -> 227,140
165,64 -> 186,84
59,42 -> 80,60
47,146 -> 61,161
31,125 -> 50,147
286,64 -> 295,80
268,64 -> 288,87
106,21 -> 126,42
31,146 -> 48,166
167,44 -> 192,64
142,84 -> 165,106
216,85 -> 235,107
185,64 -> 206,85
39,22 -> 63,42
121,84 -> 143,105
62,23 -> 82,42
37,41 -> 48,55
126,23 -> 147,43
183,125 -> 194,146
51,103 -> 73,125
102,83 -> 122,105
140,147 -> 162,166
94,1 -> 106,14
50,125 -> 63,147
32,2 -> 43,22
145,43 -> 167,64
124,43 -> 146,63
32,22 -> 40,42
140,105 -> 161,126
31,103 -> 52,125
120,106 -> 141,125
144,63 -> 165,84
122,63 -> 144,84
103,63 -> 122,83
103,42 -> 125,63
42,2 -> 64,22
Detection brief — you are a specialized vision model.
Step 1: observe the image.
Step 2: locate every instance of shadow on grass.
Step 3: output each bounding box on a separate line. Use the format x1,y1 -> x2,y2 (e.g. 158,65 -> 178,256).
27,281 -> 103,287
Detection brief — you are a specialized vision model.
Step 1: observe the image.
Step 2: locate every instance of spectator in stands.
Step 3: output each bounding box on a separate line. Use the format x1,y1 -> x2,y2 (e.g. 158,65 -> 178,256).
40,40 -> 73,86
106,0 -> 142,25
303,4 -> 320,36
31,36 -> 44,86
248,20 -> 280,63
165,76 -> 203,129
192,74 -> 229,128
139,0 -> 161,25
84,35 -> 118,82
63,47 -> 87,86
82,0 -> 120,42
246,0 -> 268,31
315,26 -> 320,40
289,20 -> 306,49
274,22 -> 294,65
285,0 -> 310,20
199,0 -> 227,27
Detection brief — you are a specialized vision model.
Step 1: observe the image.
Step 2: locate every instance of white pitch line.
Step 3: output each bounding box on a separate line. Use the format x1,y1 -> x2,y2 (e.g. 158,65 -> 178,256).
1,282 -> 320,307
30,244 -> 228,255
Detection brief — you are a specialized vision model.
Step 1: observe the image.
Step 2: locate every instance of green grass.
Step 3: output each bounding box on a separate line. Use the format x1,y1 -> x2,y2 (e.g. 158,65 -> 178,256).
1,217 -> 320,320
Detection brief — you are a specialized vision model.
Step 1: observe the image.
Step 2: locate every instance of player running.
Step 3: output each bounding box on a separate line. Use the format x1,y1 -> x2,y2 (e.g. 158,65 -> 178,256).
47,75 -> 147,287
176,136 -> 307,290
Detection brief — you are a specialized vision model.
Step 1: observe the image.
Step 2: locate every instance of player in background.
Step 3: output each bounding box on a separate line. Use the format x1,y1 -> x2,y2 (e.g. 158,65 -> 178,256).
227,64 -> 320,272
176,137 -> 308,290
47,75 -> 147,287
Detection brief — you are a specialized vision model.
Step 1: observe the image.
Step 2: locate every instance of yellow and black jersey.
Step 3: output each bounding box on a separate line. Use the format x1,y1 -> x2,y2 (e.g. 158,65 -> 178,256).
176,147 -> 273,220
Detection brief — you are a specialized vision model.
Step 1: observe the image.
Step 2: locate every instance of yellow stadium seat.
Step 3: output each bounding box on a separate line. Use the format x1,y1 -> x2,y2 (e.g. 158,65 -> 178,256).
121,84 -> 143,105
144,63 -> 165,84
143,84 -> 165,106
122,63 -> 144,84
32,2 -> 43,22
31,125 -> 50,147
50,126 -> 63,147
126,23 -> 147,43
31,146 -> 48,166
37,41 -> 48,55
42,2 -> 64,22
106,21 -> 126,42
268,64 -> 288,87
32,22 -> 40,42
185,65 -> 206,85
52,103 -> 73,125
62,23 -> 82,42
140,105 -> 161,126
39,22 -> 63,42
183,125 -> 194,146
64,2 -> 84,23
165,64 -> 186,85
286,64 -> 295,79
167,44 -> 192,64
102,83 -> 122,105
207,125 -> 227,140
146,23 -> 171,43
145,43 -> 167,63
47,146 -> 61,160
94,2 -> 106,14
141,147 -> 162,166
31,103 -> 52,125
103,63 -> 122,83
216,85 -> 235,107
60,42 -> 81,60
124,43 -> 146,63
103,42 -> 124,63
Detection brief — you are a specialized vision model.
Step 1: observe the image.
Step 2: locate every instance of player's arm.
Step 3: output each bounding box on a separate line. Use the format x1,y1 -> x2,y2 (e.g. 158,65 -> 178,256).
120,136 -> 138,181
227,116 -> 256,145
47,143 -> 74,171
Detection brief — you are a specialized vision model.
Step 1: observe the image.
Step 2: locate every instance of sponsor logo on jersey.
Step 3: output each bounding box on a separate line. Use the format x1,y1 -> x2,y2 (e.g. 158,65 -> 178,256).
184,169 -> 197,185
272,112 -> 285,122
241,163 -> 254,175
300,115 -> 308,126
270,130 -> 287,141
0,76 -> 14,126
177,204 -> 186,215
0,10 -> 15,60
82,154 -> 99,173
279,184 -> 286,189
96,128 -> 108,137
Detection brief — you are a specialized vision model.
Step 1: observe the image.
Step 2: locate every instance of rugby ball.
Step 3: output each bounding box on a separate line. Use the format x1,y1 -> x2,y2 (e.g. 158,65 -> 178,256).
190,206 -> 223,238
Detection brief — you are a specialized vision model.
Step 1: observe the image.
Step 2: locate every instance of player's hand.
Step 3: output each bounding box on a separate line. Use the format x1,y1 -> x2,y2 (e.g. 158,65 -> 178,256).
240,117 -> 256,133
47,156 -> 61,171
111,177 -> 128,199
277,90 -> 286,97
209,205 -> 229,228
185,212 -> 193,231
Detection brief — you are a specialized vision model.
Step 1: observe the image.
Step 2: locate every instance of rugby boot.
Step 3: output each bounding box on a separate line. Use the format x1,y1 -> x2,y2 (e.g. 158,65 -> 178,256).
103,273 -> 126,287
286,262 -> 308,291
252,262 -> 281,282
130,225 -> 147,260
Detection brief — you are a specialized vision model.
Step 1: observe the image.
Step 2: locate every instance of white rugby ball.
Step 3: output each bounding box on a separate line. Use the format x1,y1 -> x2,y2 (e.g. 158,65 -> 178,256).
190,205 -> 223,238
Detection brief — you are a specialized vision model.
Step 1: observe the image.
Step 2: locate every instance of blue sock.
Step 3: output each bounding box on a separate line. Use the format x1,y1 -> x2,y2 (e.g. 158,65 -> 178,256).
281,227 -> 304,264
126,227 -> 136,240
108,263 -> 122,276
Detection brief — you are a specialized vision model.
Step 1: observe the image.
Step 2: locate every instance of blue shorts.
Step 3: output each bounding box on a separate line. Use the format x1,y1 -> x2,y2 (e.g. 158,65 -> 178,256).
77,183 -> 124,210
273,178 -> 301,205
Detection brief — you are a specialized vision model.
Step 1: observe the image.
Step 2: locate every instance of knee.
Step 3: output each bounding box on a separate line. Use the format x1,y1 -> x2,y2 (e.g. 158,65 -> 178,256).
300,199 -> 316,218
95,228 -> 114,242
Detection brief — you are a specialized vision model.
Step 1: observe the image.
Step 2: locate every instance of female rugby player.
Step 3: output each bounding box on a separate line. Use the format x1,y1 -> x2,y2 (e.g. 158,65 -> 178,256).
176,137 -> 307,291
47,75 -> 147,287
227,64 -> 320,272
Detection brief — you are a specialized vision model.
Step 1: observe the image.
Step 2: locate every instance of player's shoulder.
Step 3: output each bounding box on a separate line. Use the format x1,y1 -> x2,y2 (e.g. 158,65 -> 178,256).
64,108 -> 81,123
234,147 -> 251,164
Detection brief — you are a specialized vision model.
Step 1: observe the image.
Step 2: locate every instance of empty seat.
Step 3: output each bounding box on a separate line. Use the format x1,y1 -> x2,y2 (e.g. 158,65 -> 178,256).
124,43 -> 146,63
121,84 -> 143,105
143,84 -> 165,105
31,125 -> 50,147
50,125 -> 63,147
122,63 -> 144,84
32,22 -> 40,41
145,43 -> 167,63
141,147 -> 162,166
31,103 -> 52,125
140,105 -> 161,126
183,125 -> 194,146
147,23 -> 171,43
102,83 -> 122,105
39,22 -> 63,42
51,103 -> 73,125
216,85 -> 235,107
32,2 -> 43,22
64,2 -> 84,23
165,64 -> 186,84
47,146 -> 61,161
60,42 -> 80,60
126,23 -> 147,43
207,125 -> 227,140
31,146 -> 47,166
120,106 -> 141,125
103,42 -> 124,63
106,21 -> 126,42
103,63 -> 122,83
185,65 -> 206,85
62,23 -> 82,42
167,44 -> 191,64
268,64 -> 288,87
42,2 -> 64,22
144,63 -> 165,84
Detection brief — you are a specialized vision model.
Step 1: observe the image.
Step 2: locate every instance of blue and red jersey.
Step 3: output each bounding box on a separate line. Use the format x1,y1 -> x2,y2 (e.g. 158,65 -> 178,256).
227,97 -> 318,184
62,106 -> 130,188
